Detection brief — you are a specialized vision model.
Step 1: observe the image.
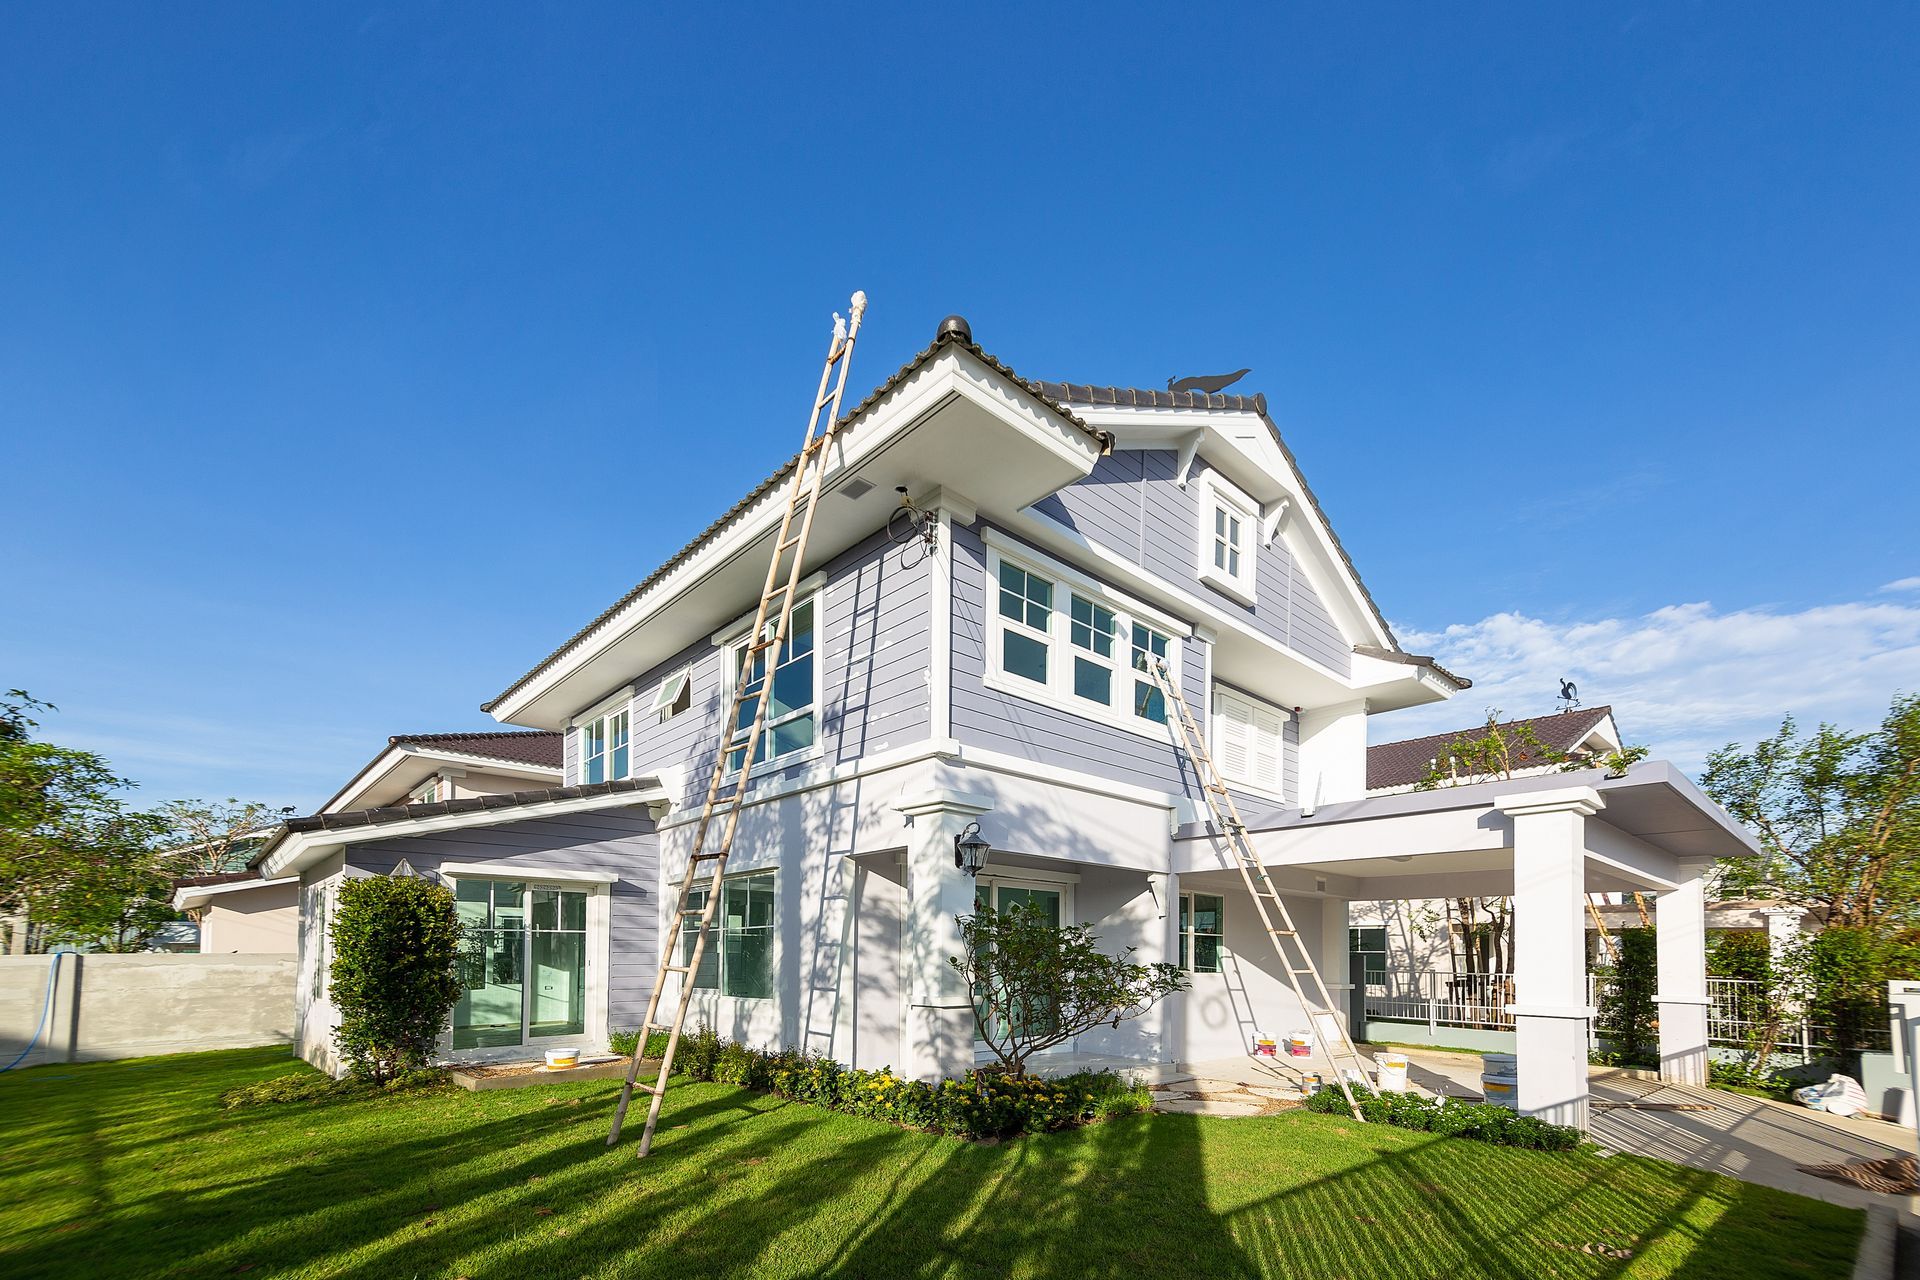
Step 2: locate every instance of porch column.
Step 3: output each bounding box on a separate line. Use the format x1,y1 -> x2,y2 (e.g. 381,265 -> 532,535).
893,791 -> 992,1083
1654,867 -> 1711,1085
1497,787 -> 1603,1131
1320,896 -> 1353,1042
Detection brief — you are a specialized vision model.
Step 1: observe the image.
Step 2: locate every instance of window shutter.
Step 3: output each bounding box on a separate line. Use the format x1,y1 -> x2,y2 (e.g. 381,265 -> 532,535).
1250,703 -> 1285,791
1216,691 -> 1253,781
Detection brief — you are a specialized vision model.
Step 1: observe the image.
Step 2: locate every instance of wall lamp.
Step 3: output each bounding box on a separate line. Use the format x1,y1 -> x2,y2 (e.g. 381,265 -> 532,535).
953,822 -> 991,877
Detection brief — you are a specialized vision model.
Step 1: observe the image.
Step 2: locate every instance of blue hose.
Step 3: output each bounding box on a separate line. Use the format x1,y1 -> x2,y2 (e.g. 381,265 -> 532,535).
0,952 -> 64,1073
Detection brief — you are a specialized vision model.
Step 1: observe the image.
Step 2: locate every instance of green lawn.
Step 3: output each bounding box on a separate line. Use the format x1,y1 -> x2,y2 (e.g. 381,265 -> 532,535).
0,1048 -> 1861,1280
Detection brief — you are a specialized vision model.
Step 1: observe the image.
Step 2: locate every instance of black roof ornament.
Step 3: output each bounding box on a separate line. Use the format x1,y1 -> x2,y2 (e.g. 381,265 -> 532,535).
1167,368 -> 1251,394
936,315 -> 972,344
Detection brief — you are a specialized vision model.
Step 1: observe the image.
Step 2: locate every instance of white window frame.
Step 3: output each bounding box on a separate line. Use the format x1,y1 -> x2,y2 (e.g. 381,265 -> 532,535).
1211,685 -> 1290,800
720,592 -> 823,777
574,700 -> 631,787
412,777 -> 441,804
1197,472 -> 1259,606
1179,890 -> 1226,974
677,869 -> 777,1001
649,668 -> 692,720
983,535 -> 1188,742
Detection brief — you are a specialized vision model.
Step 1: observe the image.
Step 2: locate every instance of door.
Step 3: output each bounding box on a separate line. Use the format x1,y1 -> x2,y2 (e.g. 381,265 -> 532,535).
972,879 -> 1066,1049
453,878 -> 590,1052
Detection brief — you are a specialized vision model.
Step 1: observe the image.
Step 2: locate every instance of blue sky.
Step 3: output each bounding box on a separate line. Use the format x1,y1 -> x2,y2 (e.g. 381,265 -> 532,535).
3,5 -> 1917,809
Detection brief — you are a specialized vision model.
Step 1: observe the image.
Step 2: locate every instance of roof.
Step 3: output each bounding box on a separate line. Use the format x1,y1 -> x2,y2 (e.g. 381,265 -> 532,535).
284,777 -> 660,835
386,730 -> 562,769
1035,382 -> 1405,656
171,870 -> 262,890
1367,706 -> 1617,791
1353,645 -> 1471,690
482,330 -> 1105,714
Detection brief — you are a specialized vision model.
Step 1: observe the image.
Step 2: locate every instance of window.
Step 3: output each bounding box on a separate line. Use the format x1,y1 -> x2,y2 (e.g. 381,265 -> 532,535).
580,708 -> 630,785
413,778 -> 441,804
679,872 -> 775,999
1213,687 -> 1287,795
1350,926 -> 1388,988
1198,475 -> 1258,603
987,545 -> 1183,735
452,878 -> 590,1048
650,669 -> 691,720
1180,892 -> 1224,973
725,597 -> 817,773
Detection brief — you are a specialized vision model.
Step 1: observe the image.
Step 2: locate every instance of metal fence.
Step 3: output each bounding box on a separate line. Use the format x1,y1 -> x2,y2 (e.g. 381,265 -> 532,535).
1362,970 -> 1892,1059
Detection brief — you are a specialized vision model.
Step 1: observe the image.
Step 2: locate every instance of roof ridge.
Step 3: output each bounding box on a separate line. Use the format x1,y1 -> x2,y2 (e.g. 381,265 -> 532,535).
389,729 -> 560,743
1370,705 -> 1615,753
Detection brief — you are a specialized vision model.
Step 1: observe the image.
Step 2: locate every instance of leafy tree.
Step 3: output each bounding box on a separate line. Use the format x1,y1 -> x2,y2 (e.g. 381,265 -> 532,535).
329,874 -> 465,1083
951,900 -> 1186,1077
158,798 -> 294,879
0,691 -> 131,926
1593,927 -> 1659,1065
1702,694 -> 1920,931
30,808 -> 175,950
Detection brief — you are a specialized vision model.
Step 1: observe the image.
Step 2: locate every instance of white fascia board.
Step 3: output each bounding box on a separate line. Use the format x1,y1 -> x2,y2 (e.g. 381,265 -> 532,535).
329,746 -> 562,814
437,863 -> 618,885
1086,406 -> 1394,651
261,785 -> 666,878
488,345 -> 1100,727
171,875 -> 299,911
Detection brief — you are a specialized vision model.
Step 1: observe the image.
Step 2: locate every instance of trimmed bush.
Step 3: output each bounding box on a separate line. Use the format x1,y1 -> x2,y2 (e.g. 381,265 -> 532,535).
607,1029 -> 670,1059
328,874 -> 465,1084
1306,1083 -> 1585,1151
655,1029 -> 1148,1140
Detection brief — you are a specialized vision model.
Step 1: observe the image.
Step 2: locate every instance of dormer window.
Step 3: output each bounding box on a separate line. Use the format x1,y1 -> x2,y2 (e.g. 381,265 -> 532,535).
413,779 -> 441,805
1198,473 -> 1258,605
580,708 -> 630,785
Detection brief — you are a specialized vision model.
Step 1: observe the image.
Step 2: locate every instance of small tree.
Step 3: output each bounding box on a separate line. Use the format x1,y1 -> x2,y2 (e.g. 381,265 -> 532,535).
329,874 -> 464,1083
1594,926 -> 1658,1065
951,900 -> 1186,1077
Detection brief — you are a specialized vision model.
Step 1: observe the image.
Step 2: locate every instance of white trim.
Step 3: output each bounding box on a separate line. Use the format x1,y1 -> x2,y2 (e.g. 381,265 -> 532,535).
928,507 -> 955,739
1173,431 -> 1203,488
1196,470 -> 1258,606
324,744 -> 562,816
171,874 -> 298,911
570,686 -> 634,728
720,588 -> 825,777
649,669 -> 692,718
1261,498 -> 1290,548
444,877 -> 610,1058
438,863 -> 620,885
976,866 -> 1081,888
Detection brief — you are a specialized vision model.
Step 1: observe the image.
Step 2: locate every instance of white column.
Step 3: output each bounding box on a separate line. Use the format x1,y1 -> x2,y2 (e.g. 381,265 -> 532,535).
1497,787 -> 1604,1130
1148,871 -> 1179,1063
1654,869 -> 1711,1085
1320,896 -> 1354,1042
893,792 -> 992,1083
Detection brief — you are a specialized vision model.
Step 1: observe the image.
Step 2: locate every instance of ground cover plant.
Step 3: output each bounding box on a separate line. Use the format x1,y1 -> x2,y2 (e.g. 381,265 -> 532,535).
1306,1083 -> 1585,1150
0,1047 -> 1862,1279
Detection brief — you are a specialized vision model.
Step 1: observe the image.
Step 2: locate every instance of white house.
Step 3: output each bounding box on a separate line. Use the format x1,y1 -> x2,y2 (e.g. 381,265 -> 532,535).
253,316 -> 1756,1129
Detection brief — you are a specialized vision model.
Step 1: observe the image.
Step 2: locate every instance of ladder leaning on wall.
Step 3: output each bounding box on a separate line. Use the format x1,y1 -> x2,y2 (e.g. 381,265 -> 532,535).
1143,656 -> 1373,1121
606,289 -> 869,1157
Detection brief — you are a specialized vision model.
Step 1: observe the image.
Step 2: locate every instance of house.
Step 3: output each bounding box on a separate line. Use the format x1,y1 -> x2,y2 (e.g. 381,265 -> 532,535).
171,872 -> 301,953
254,316 -> 1757,1128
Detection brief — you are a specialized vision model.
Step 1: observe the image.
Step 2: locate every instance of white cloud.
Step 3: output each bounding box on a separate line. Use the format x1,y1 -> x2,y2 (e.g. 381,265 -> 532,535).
1881,577 -> 1920,593
1386,598 -> 1920,775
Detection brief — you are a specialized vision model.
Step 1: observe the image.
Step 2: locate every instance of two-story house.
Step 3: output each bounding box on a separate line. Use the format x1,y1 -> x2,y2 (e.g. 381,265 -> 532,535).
255,316 -> 1757,1129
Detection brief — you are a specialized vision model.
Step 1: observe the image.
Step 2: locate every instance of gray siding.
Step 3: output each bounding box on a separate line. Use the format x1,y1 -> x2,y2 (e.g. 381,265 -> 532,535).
569,523 -> 933,811
349,811 -> 659,1029
1033,448 -> 1350,677
950,519 -> 1209,801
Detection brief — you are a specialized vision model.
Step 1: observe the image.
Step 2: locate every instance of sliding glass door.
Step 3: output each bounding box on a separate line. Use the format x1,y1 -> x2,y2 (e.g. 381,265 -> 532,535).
972,878 -> 1066,1046
453,878 -> 589,1051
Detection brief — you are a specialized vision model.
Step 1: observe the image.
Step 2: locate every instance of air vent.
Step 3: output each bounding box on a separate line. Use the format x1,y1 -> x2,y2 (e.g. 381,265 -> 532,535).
839,477 -> 875,500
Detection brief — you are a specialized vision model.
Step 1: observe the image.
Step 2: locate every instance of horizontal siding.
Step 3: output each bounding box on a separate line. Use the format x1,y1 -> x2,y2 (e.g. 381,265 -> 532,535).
349,810 -> 660,1029
1039,448 -> 1351,678
951,519 -> 1208,801
606,523 -> 933,814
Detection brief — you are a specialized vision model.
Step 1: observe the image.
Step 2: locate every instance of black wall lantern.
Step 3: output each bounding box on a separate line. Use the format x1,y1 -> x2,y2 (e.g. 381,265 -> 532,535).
953,821 -> 991,877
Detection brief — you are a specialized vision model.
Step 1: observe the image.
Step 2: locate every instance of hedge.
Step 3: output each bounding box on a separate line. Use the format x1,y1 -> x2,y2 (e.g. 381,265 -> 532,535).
1306,1083 -> 1586,1151
608,1026 -> 1151,1140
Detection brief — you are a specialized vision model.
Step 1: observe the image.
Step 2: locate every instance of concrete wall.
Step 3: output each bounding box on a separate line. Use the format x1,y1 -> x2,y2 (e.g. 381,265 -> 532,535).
0,953 -> 296,1069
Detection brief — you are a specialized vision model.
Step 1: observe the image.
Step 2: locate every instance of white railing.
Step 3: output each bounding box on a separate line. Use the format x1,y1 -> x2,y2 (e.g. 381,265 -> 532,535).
1364,970 -> 1891,1060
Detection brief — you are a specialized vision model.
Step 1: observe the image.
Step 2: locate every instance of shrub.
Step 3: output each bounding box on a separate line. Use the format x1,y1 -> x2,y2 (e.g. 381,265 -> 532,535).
328,874 -> 465,1084
1594,927 -> 1658,1066
1306,1083 -> 1584,1151
607,1029 -> 671,1059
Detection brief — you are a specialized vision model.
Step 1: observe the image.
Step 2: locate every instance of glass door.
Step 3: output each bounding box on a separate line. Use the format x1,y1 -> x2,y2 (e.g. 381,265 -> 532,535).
972,879 -> 1064,1047
453,878 -> 589,1052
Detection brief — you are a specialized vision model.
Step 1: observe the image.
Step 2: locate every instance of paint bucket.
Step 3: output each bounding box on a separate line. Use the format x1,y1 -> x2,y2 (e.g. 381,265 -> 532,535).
544,1048 -> 580,1070
1287,1029 -> 1315,1057
1480,1052 -> 1518,1110
1373,1052 -> 1410,1094
1254,1037 -> 1278,1057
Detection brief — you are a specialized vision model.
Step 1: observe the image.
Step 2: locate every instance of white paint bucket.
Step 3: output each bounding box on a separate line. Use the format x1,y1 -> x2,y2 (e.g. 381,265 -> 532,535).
1374,1052 -> 1410,1094
544,1048 -> 580,1070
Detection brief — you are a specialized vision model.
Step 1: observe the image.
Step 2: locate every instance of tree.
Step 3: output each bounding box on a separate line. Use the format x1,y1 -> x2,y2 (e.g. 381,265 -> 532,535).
30,808 -> 175,950
158,798 -> 294,879
951,900 -> 1186,1077
0,690 -> 131,928
1701,694 -> 1920,931
329,874 -> 465,1083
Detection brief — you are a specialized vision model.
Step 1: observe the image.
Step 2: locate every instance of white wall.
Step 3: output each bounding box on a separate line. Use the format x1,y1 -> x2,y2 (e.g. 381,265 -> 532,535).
199,883 -> 299,955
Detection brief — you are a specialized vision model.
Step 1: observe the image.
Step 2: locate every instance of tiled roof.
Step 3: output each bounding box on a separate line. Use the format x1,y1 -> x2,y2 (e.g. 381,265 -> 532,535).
1353,645 -> 1471,690
1367,706 -> 1616,791
389,730 -> 562,769
284,778 -> 660,835
1036,382 -> 1406,657
481,330 -> 1105,714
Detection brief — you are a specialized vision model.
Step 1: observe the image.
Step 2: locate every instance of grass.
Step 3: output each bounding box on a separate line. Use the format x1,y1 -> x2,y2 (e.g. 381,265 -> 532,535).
0,1047 -> 1861,1280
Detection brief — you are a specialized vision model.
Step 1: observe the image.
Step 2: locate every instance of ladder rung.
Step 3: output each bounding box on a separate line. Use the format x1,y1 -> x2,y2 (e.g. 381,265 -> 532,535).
1267,928 -> 1296,937
663,964 -> 693,974
691,849 -> 728,861
1206,783 -> 1229,795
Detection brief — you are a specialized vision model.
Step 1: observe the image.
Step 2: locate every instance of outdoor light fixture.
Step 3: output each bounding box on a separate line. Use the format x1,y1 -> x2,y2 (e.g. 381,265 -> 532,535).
953,822 -> 991,877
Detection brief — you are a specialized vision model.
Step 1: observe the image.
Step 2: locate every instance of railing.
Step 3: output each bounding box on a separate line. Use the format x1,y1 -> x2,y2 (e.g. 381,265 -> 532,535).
1363,970 -> 1892,1060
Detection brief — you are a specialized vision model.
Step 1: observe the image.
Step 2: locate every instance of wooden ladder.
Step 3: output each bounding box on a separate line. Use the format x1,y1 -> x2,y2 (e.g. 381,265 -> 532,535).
607,290 -> 869,1156
1145,656 -> 1374,1121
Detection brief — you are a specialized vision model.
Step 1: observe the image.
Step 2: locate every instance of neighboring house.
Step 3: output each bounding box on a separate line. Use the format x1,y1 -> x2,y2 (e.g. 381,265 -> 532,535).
1350,707 -> 1625,976
172,872 -> 301,954
253,319 -> 1756,1129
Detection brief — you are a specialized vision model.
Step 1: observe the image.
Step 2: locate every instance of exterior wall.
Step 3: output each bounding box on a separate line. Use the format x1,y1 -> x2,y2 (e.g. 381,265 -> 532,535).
0,953 -> 296,1068
1031,449 -> 1350,677
296,853 -> 346,1074
565,523 -> 934,810
1174,876 -> 1340,1061
949,518 -> 1213,801
198,883 -> 299,954
448,767 -> 552,799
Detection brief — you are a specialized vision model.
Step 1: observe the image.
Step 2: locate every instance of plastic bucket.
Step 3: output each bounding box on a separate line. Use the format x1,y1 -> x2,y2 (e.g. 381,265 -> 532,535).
1374,1052 -> 1410,1094
1287,1028 -> 1315,1057
544,1048 -> 581,1070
